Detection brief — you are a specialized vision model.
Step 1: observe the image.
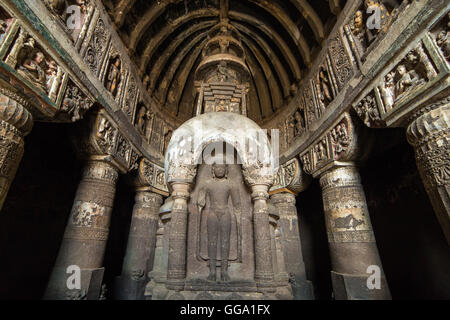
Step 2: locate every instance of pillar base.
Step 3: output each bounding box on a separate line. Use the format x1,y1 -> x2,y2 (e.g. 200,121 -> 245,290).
45,267 -> 105,300
114,275 -> 146,300
331,271 -> 391,300
290,279 -> 314,300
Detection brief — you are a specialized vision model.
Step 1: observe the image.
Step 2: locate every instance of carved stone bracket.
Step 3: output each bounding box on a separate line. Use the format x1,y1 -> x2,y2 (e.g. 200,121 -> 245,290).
300,113 -> 364,178
137,158 -> 169,195
270,157 -> 311,195
74,109 -> 142,173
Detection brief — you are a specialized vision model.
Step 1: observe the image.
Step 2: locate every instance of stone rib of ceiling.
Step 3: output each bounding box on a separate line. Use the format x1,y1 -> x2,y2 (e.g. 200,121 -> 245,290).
103,0 -> 344,123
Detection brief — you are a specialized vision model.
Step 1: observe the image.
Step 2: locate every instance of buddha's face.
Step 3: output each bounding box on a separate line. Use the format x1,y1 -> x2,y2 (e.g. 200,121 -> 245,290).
213,164 -> 226,178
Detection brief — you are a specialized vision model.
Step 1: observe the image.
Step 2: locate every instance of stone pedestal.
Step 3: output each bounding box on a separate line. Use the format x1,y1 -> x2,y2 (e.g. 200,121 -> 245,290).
115,190 -> 163,300
319,165 -> 391,300
44,160 -> 119,300
271,192 -> 314,299
0,88 -> 33,211
250,185 -> 275,293
166,183 -> 190,290
407,103 -> 450,244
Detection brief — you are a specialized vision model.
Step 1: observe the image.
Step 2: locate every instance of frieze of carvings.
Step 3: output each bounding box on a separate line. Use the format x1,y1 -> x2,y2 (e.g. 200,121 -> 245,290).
285,107 -> 306,144
122,74 -> 138,119
83,18 -> 109,75
59,79 -> 93,122
300,113 -> 357,177
150,116 -> 163,152
104,50 -> 124,101
353,91 -> 382,127
4,28 -> 64,100
134,103 -> 148,136
328,33 -> 353,91
378,41 -> 437,113
315,64 -> 335,117
431,11 -> 450,63
303,80 -> 317,128
43,0 -> 94,43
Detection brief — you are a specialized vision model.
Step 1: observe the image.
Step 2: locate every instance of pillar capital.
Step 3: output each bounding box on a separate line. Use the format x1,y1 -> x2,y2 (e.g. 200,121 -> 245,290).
270,192 -> 296,206
319,163 -> 360,191
405,98 -> 450,243
0,86 -> 33,136
134,190 -> 163,210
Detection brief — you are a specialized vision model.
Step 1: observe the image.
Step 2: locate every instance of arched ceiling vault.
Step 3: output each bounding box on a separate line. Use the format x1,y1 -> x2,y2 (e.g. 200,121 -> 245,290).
103,0 -> 345,123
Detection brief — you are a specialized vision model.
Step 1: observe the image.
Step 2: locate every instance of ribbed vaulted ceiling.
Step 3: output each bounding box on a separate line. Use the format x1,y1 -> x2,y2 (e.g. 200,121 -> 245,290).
103,0 -> 345,123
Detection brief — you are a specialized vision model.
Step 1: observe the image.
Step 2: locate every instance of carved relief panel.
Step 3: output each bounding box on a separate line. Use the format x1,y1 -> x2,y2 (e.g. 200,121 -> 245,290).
83,17 -> 110,76
430,10 -> 450,64
59,78 -> 94,122
150,116 -> 163,152
377,40 -> 438,114
3,27 -> 65,102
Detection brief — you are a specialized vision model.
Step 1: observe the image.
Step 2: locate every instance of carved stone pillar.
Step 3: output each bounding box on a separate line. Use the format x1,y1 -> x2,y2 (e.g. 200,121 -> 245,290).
115,190 -> 163,300
270,192 -> 314,299
250,184 -> 275,292
0,88 -> 33,211
319,165 -> 391,300
45,160 -> 119,300
407,102 -> 450,244
166,183 -> 190,290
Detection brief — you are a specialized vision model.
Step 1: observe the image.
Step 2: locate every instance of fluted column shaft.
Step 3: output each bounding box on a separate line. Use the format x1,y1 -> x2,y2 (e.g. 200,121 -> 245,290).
166,183 -> 190,290
407,103 -> 450,244
251,184 -> 275,292
116,190 -> 163,299
45,160 -> 119,300
271,192 -> 313,299
0,88 -> 33,211
319,165 -> 391,300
